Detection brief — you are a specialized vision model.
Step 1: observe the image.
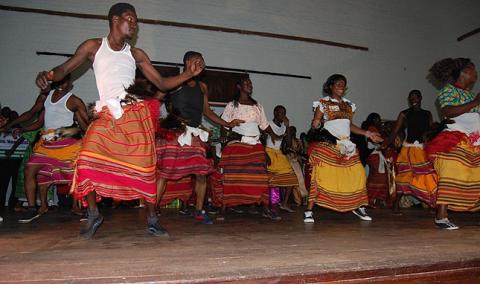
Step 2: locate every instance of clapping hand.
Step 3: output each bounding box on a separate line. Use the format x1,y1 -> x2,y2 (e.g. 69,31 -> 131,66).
227,119 -> 245,128
185,58 -> 205,78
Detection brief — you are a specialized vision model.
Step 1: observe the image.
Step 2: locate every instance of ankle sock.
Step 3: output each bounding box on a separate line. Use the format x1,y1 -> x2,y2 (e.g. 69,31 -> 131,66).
87,208 -> 99,218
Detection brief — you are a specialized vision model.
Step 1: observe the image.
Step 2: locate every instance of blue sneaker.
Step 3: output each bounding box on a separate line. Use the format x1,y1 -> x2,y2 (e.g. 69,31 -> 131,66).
194,210 -> 214,225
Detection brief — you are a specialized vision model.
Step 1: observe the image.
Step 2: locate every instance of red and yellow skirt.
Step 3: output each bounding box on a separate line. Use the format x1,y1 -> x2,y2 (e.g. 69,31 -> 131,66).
395,144 -> 438,207
427,131 -> 480,212
28,137 -> 81,186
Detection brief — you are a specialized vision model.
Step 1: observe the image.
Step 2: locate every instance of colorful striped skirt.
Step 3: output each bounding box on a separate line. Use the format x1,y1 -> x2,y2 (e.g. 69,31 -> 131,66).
428,131 -> 480,212
208,169 -> 224,208
72,102 -> 157,204
266,147 -> 299,187
395,145 -> 437,207
156,134 -> 212,180
366,152 -> 389,204
308,142 -> 368,212
219,142 -> 269,207
159,176 -> 193,207
28,137 -> 81,186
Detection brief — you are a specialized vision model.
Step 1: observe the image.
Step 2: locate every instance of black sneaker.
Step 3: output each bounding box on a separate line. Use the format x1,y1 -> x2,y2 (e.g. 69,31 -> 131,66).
304,211 -> 314,223
207,207 -> 220,215
262,209 -> 282,221
18,210 -> 40,224
79,214 -> 104,239
229,207 -> 244,214
147,222 -> 170,238
79,213 -> 88,222
247,205 -> 260,215
435,218 -> 459,230
352,207 -> 372,221
178,208 -> 190,215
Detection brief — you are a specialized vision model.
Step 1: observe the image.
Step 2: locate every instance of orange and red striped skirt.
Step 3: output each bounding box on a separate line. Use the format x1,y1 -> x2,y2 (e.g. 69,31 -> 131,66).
72,102 -> 157,204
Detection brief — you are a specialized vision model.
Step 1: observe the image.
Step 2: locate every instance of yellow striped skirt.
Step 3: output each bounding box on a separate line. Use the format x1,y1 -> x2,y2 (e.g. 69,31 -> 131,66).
309,142 -> 368,212
433,140 -> 480,212
266,147 -> 299,187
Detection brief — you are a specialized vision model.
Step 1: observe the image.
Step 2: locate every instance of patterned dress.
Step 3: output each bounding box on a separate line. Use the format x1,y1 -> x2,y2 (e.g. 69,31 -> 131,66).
426,84 -> 480,211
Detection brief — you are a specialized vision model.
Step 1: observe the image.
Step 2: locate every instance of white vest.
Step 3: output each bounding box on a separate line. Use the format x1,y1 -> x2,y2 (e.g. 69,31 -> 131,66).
44,90 -> 74,130
93,37 -> 136,110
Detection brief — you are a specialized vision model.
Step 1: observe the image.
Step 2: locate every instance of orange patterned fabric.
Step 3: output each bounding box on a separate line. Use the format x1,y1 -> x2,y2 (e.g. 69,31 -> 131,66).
320,99 -> 353,121
72,102 -> 157,204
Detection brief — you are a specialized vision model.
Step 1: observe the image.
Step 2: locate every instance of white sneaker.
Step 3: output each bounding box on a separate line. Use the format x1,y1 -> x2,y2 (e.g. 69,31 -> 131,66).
435,218 -> 459,230
304,211 -> 314,223
352,207 -> 372,221
0,216 -> 3,222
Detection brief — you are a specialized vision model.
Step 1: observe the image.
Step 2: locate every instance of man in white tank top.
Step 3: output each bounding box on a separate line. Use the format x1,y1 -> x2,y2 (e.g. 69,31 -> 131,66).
35,3 -> 205,239
2,75 -> 88,223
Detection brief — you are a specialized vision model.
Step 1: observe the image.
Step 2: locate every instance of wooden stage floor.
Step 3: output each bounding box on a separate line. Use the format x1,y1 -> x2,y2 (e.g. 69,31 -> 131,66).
0,206 -> 479,283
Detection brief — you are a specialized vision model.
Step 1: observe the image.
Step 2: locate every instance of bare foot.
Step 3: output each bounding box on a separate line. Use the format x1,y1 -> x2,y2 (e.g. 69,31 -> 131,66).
392,210 -> 403,216
38,207 -> 49,215
71,207 -> 83,216
279,205 -> 296,213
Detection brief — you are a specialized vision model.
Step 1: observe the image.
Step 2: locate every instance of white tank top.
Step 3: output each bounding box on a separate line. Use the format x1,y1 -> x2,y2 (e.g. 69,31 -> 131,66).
44,90 -> 74,130
266,121 -> 286,149
93,37 -> 136,103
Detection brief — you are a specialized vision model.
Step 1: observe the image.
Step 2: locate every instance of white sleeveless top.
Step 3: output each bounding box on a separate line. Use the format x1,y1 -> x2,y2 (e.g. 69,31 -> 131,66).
44,90 -> 74,130
93,37 -> 136,108
266,121 -> 286,149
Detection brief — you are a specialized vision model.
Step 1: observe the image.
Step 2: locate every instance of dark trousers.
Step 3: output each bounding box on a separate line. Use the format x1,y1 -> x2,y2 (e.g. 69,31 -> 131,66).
0,159 -> 22,212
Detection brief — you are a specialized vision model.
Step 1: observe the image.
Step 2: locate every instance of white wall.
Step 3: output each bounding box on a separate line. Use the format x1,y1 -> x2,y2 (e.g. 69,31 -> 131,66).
0,0 -> 479,132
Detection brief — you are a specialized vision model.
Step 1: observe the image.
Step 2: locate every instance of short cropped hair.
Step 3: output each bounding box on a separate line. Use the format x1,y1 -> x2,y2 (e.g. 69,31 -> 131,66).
108,3 -> 136,26
183,51 -> 203,65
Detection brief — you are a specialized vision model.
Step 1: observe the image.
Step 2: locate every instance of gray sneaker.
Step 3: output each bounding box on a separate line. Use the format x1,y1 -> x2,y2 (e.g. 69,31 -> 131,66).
147,222 -> 170,238
435,218 -> 459,230
79,214 -> 104,239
